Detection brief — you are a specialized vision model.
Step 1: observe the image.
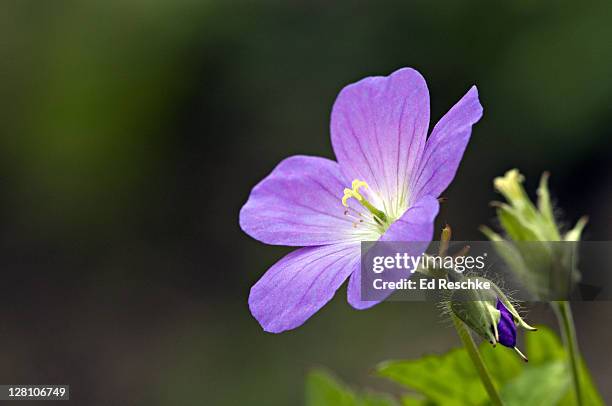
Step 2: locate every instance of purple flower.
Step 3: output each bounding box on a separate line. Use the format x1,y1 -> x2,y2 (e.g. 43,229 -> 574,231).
496,299 -> 517,348
240,68 -> 483,333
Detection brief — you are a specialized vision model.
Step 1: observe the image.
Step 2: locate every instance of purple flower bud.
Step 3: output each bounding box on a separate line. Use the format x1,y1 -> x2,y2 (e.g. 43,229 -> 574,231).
496,299 -> 517,348
448,276 -> 534,361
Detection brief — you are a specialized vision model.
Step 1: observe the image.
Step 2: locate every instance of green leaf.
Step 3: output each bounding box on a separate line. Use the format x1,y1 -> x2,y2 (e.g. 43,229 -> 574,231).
525,324 -> 566,364
308,325 -> 601,406
500,361 -> 569,406
525,325 -> 604,405
377,326 -> 574,405
400,396 -> 434,406
479,343 -> 523,383
558,358 -> 605,406
357,395 -> 400,406
306,369 -> 398,406
574,358 -> 605,406
377,349 -> 487,405
306,370 -> 356,406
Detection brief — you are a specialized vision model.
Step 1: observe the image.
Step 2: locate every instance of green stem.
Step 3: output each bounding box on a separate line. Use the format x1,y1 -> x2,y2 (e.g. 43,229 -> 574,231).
452,314 -> 504,406
553,301 -> 582,406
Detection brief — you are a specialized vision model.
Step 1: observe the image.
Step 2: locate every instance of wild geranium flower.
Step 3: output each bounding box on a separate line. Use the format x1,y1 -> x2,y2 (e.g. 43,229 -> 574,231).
240,68 -> 483,333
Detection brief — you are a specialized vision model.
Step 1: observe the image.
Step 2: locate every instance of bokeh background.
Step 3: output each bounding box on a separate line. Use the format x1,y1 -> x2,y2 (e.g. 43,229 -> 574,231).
1,1 -> 611,405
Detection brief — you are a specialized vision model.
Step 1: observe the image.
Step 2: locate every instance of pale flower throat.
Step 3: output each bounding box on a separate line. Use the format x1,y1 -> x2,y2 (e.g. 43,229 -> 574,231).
341,179 -> 392,236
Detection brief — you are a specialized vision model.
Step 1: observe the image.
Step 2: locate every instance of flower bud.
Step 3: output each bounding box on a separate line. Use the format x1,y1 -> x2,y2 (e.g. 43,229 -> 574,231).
496,299 -> 516,347
449,274 -> 535,361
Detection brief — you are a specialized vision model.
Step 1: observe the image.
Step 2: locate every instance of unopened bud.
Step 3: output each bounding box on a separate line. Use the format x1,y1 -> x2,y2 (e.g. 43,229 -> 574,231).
449,275 -> 535,361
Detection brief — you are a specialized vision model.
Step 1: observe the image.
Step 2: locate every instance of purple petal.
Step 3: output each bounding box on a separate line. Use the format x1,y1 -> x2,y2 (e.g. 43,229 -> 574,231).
379,195 -> 440,242
240,155 -> 356,246
496,299 -> 517,347
411,86 -> 483,203
347,195 -> 439,309
331,68 -> 430,215
249,243 -> 360,333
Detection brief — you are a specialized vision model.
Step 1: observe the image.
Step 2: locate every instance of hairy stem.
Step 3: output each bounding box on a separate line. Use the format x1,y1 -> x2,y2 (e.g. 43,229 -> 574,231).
553,301 -> 582,406
452,314 -> 504,406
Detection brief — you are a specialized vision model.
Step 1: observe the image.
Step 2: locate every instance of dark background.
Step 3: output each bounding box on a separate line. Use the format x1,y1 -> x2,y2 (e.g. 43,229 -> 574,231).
1,1 -> 611,405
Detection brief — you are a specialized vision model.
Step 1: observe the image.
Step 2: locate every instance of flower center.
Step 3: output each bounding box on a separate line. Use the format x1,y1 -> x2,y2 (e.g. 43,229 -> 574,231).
341,179 -> 389,234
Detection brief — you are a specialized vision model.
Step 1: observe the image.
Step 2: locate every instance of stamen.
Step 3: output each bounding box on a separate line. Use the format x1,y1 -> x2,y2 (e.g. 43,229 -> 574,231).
343,208 -> 366,227
344,206 -> 366,218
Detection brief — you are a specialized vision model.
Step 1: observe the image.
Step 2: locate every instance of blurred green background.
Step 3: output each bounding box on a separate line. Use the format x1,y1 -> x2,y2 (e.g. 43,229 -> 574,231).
1,0 -> 611,404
